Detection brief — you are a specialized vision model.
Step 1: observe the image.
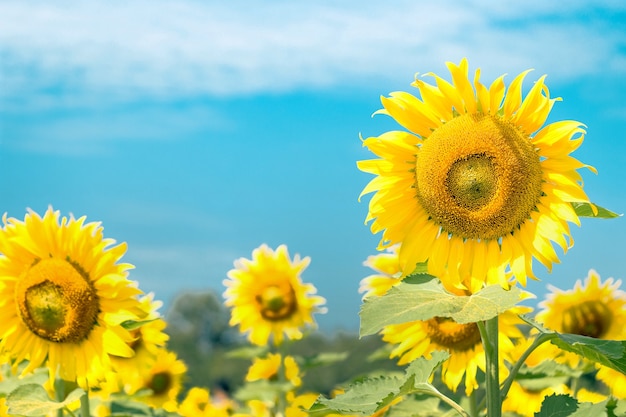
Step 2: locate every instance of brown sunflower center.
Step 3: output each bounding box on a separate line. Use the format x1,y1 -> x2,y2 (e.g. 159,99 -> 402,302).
562,301 -> 612,338
415,113 -> 543,240
257,285 -> 297,321
15,258 -> 99,343
149,371 -> 172,395
425,317 -> 481,352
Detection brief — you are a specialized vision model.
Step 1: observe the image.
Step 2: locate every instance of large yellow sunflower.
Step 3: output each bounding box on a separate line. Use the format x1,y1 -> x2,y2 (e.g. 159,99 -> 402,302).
358,58 -> 594,290
0,207 -> 143,388
223,244 -> 326,346
535,269 -> 626,367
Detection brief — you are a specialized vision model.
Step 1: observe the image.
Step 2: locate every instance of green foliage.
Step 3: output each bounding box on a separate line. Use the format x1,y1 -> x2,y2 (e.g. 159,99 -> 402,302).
535,394 -> 621,417
312,351 -> 452,416
6,384 -> 85,417
550,334 -> 626,374
360,273 -> 521,336
572,202 -> 620,218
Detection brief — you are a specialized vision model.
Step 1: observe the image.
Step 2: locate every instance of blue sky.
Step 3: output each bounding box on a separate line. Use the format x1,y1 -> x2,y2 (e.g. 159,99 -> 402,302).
1,0 -> 625,332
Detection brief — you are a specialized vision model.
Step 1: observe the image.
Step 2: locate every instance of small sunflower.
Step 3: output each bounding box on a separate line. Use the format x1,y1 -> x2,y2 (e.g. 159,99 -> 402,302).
223,244 -> 326,346
102,294 -> 170,396
246,353 -> 302,387
0,207 -> 143,388
179,387 -> 234,417
136,349 -> 187,412
358,58 -> 594,290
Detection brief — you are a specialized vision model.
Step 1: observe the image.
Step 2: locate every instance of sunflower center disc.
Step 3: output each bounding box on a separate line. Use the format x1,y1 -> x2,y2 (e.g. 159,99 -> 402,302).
150,371 -> 172,395
416,113 -> 543,240
562,301 -> 612,339
257,285 -> 297,321
425,317 -> 481,351
16,258 -> 99,343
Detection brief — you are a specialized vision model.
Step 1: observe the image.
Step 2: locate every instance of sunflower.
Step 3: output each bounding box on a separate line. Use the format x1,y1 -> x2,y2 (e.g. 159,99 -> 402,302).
358,58 -> 594,290
536,269 -> 626,339
535,269 -> 626,367
246,353 -> 302,387
179,387 -> 234,417
381,312 -> 523,395
359,245 -> 402,298
596,365 -> 626,399
502,381 -> 569,417
135,348 -> 187,412
223,244 -> 326,346
360,249 -> 526,395
100,293 -> 170,396
0,207 -> 143,388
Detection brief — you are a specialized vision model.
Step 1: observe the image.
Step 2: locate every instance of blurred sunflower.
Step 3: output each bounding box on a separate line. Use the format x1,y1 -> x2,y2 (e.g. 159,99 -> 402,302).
136,349 -> 187,412
596,365 -> 626,399
359,245 -> 402,298
502,381 -> 569,417
246,353 -> 302,387
179,387 -> 234,417
535,270 -> 626,366
358,58 -> 594,290
0,207 -> 143,388
100,293 -> 170,396
223,244 -> 326,346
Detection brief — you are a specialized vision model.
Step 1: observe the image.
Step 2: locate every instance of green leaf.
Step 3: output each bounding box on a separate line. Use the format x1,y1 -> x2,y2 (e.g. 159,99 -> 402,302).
535,394 -> 579,417
360,274 -> 521,336
550,334 -> 626,374
314,376 -> 406,415
223,345 -> 268,359
120,318 -> 158,331
572,202 -> 620,219
313,351 -> 449,416
6,384 -> 85,417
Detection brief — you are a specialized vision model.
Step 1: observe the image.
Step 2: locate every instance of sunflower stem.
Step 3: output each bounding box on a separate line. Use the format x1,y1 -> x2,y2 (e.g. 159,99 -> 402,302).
80,392 -> 90,417
477,316 -> 501,417
499,332 -> 556,400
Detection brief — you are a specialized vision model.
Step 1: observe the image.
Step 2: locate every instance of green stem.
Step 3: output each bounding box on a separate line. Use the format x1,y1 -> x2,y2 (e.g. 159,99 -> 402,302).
469,390 -> 479,417
422,388 -> 470,417
499,332 -> 556,400
478,317 -> 501,417
80,392 -> 90,417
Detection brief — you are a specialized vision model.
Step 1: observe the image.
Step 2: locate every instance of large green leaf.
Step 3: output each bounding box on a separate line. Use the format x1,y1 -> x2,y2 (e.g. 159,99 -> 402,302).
6,384 -> 85,417
522,315 -> 626,375
550,334 -> 626,374
572,202 -> 620,218
360,274 -> 521,336
312,351 -> 450,416
535,394 -> 612,417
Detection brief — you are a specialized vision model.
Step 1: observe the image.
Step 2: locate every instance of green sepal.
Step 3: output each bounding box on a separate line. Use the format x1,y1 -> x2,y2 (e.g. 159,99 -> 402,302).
572,202 -> 620,218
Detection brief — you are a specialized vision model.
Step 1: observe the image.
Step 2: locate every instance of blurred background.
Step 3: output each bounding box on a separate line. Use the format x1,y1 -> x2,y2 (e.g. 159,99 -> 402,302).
1,0 -> 625,336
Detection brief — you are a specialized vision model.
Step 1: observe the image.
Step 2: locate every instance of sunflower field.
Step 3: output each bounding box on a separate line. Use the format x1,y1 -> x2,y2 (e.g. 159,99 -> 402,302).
1,59 -> 625,417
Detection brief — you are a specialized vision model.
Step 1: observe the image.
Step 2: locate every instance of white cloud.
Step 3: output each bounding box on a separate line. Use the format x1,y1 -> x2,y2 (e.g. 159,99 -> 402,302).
1,0 -> 624,105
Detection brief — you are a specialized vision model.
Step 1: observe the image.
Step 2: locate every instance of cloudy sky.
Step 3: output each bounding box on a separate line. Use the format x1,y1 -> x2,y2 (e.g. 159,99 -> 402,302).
1,0 -> 625,332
